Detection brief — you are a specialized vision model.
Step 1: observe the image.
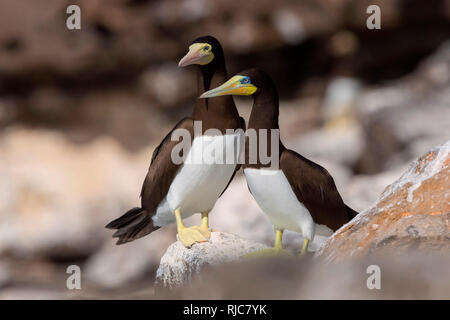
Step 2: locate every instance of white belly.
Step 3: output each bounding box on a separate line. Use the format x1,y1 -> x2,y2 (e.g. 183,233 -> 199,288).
152,133 -> 243,227
244,168 -> 332,240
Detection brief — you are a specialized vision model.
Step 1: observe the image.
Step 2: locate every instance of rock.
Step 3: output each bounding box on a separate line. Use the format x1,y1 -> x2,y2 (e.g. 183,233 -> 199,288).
139,63 -> 194,109
160,252 -> 450,299
322,77 -> 362,123
0,261 -> 10,288
272,8 -> 306,45
1,0 -> 448,151
356,41 -> 450,173
0,127 -> 157,259
291,77 -> 365,167
0,0 -> 383,79
27,86 -> 72,123
292,122 -> 365,168
318,140 -> 450,262
0,287 -> 69,300
85,227 -> 175,289
155,231 -> 268,288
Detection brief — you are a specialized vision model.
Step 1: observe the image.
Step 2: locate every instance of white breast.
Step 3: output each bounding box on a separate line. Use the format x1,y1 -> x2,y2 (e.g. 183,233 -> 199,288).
244,168 -> 332,240
152,133 -> 243,227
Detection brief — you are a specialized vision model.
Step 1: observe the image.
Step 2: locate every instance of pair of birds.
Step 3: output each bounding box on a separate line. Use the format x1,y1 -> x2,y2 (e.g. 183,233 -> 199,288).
106,36 -> 358,256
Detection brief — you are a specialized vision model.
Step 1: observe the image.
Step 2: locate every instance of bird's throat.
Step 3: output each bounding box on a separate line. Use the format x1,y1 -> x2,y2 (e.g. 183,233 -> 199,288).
193,64 -> 240,132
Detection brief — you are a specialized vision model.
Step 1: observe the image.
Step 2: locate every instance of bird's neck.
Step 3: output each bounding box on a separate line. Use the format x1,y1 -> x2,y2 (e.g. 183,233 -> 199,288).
248,87 -> 280,131
192,63 -> 240,132
245,87 -> 283,169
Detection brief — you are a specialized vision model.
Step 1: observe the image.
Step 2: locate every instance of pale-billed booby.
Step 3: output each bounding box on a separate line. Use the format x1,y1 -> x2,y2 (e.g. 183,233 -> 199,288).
106,36 -> 245,247
200,68 -> 358,256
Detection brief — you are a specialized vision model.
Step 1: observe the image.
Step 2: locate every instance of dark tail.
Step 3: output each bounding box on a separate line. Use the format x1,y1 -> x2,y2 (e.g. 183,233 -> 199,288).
345,204 -> 359,221
105,207 -> 158,245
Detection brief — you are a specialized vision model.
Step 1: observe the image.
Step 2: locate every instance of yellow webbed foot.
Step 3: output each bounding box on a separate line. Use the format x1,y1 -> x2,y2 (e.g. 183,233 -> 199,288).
243,228 -> 291,258
190,225 -> 211,239
178,226 -> 209,248
243,247 -> 291,258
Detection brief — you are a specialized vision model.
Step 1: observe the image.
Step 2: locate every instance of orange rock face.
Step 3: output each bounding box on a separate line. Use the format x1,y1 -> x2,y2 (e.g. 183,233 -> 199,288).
318,141 -> 450,262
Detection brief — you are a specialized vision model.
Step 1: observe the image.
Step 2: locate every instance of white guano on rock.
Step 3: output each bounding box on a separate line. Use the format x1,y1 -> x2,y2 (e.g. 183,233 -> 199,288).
155,231 -> 268,288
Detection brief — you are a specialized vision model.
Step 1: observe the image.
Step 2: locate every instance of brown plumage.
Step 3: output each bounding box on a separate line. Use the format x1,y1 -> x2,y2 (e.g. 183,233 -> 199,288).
280,150 -> 357,230
106,36 -> 244,244
241,68 -> 357,234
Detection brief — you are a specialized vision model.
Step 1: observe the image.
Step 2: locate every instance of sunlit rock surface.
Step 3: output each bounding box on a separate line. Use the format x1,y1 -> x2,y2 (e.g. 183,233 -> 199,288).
318,140 -> 450,262
155,232 -> 268,288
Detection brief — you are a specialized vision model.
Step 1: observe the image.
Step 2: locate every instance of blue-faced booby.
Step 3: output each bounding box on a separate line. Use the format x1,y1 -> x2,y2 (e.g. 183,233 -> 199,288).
106,36 -> 245,247
200,68 -> 358,256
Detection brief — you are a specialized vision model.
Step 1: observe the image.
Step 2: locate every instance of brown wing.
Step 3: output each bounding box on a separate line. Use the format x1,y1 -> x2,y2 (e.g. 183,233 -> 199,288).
280,149 -> 349,231
140,117 -> 194,212
106,117 -> 194,244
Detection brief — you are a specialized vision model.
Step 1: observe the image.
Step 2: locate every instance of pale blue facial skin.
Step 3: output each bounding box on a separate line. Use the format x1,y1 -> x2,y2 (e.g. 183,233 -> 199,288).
240,76 -> 251,85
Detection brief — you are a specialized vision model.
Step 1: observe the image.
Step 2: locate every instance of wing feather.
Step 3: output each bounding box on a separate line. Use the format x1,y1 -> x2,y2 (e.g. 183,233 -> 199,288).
140,117 -> 194,214
280,149 -> 349,231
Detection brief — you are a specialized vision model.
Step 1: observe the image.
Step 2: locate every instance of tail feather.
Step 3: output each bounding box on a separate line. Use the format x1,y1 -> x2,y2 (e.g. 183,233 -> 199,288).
105,207 -> 158,245
105,207 -> 143,229
345,204 -> 359,221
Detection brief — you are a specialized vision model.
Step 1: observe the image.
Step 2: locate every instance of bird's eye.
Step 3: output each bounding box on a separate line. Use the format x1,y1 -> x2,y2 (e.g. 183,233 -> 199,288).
203,45 -> 210,51
241,77 -> 250,84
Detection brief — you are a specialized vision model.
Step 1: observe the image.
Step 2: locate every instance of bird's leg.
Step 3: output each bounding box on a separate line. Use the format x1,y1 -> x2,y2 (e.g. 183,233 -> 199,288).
243,227 -> 291,258
200,211 -> 209,229
300,238 -> 310,257
272,228 -> 290,255
273,228 -> 284,251
185,211 -> 212,239
174,208 -> 209,248
197,211 -> 212,238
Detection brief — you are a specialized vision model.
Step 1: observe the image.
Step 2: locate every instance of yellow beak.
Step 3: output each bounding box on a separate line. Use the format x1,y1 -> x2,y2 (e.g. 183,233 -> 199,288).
199,76 -> 257,98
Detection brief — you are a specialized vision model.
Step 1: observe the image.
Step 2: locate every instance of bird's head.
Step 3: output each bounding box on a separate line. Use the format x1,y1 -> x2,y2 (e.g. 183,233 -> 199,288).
198,68 -> 272,98
178,36 -> 223,67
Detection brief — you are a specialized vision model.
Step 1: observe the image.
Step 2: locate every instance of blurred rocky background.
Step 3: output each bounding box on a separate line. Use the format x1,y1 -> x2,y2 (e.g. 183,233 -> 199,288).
0,0 -> 449,298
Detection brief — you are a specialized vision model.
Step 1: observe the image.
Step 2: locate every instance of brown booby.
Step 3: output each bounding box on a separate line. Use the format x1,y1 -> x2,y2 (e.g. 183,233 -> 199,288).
200,68 -> 358,256
106,36 -> 245,247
